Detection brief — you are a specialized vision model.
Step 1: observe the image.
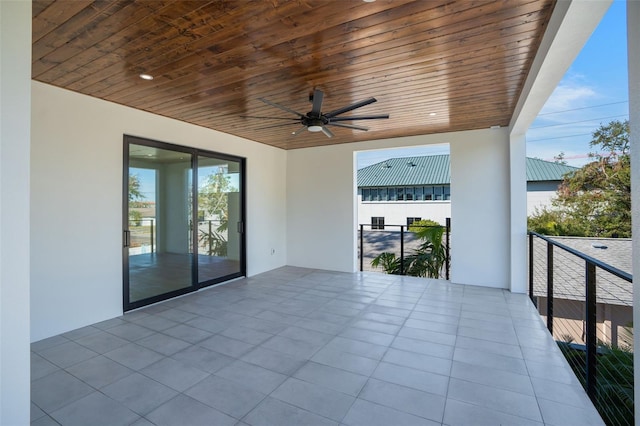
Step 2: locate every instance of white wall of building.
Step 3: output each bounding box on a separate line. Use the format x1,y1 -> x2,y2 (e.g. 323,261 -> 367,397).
526,182 -> 559,214
0,1 -> 31,423
450,128 -> 511,288
31,82 -> 288,341
357,197 -> 451,227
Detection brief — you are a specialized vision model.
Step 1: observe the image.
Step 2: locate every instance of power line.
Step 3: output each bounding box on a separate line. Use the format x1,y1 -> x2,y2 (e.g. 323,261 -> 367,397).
537,100 -> 628,116
527,132 -> 593,143
530,113 -> 629,129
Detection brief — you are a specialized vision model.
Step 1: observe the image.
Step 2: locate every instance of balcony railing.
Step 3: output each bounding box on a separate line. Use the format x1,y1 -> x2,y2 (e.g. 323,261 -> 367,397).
528,231 -> 634,426
128,218 -> 154,253
358,219 -> 450,279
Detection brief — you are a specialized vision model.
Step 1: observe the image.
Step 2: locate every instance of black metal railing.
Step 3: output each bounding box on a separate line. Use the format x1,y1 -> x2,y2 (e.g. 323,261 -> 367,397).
128,218 -> 154,253
529,232 -> 633,426
359,218 -> 450,279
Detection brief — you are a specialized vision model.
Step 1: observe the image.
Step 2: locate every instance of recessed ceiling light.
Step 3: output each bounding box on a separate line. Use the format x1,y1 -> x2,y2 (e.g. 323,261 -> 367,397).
429,112 -> 437,116
363,0 -> 376,2
139,73 -> 154,81
490,125 -> 501,129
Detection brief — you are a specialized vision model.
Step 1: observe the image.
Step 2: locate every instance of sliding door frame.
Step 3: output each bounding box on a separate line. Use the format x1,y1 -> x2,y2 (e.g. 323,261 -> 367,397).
123,135 -> 246,311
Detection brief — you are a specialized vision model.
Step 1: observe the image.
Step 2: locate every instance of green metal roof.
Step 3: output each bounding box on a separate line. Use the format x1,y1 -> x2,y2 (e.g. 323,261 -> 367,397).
357,155 -> 577,187
525,157 -> 578,182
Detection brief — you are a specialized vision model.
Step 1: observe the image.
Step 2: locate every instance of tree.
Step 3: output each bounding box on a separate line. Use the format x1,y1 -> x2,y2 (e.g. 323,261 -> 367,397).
198,171 -> 237,256
528,120 -> 630,237
553,151 -> 568,165
128,174 -> 144,201
128,174 -> 145,224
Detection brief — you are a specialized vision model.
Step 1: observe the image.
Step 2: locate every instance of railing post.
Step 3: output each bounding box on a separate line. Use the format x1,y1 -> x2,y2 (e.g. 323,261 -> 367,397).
445,218 -> 450,280
208,220 -> 212,254
529,233 -> 535,305
150,219 -> 154,253
359,224 -> 364,272
546,242 -> 554,335
585,261 -> 597,403
400,225 -> 405,275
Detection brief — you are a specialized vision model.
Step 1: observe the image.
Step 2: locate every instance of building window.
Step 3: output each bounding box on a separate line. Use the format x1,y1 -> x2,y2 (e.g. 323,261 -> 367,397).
415,186 -> 424,200
363,188 -> 370,201
397,187 -> 404,201
379,187 -> 388,201
405,187 -> 414,201
444,186 -> 451,200
389,188 -> 397,201
371,188 -> 378,201
424,186 -> 433,200
372,217 -> 385,230
434,186 -> 443,200
407,217 -> 421,227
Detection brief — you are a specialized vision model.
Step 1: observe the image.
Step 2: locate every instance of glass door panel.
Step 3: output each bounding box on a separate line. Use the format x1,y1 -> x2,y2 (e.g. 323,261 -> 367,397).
197,155 -> 243,283
126,143 -> 194,306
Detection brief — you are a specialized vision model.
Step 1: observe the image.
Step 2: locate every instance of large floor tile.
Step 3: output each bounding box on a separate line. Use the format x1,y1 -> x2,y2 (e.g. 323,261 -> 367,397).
31,370 -> 94,413
359,378 -> 446,422
101,372 -> 178,415
243,397 -> 338,426
146,394 -> 236,426
49,392 -> 140,426
271,377 -> 355,422
215,360 -> 287,394
141,357 -> 209,392
293,361 -> 368,396
66,355 -> 133,389
343,399 -> 439,426
185,375 -> 266,418
447,378 -> 542,422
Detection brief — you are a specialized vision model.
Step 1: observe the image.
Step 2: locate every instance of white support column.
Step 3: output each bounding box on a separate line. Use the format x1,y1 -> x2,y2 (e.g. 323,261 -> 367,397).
627,0 -> 640,421
509,133 -> 528,293
0,1 -> 32,424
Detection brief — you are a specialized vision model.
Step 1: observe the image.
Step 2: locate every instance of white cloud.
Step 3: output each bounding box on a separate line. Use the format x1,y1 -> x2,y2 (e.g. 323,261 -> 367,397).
539,82 -> 597,115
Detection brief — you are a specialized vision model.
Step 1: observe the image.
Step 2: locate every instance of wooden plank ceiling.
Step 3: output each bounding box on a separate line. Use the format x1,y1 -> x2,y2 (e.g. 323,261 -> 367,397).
32,0 -> 555,150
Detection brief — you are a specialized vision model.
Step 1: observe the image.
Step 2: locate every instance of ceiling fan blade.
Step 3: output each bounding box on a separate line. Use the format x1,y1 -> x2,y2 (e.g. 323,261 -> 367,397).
327,122 -> 369,131
258,97 -> 306,118
328,114 -> 389,122
311,89 -> 324,116
321,126 -> 334,138
324,97 -> 377,118
292,126 -> 308,136
240,115 -> 300,121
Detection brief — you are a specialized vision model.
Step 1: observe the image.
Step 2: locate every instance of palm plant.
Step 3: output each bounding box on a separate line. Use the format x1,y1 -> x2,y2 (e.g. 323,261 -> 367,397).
371,225 -> 448,279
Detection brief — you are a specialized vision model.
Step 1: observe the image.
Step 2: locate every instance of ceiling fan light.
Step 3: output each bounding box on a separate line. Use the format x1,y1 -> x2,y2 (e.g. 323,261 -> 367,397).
307,125 -> 323,132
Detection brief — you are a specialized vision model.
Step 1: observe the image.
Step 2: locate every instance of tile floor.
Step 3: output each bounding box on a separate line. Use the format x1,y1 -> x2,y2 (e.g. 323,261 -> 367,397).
31,267 -> 604,425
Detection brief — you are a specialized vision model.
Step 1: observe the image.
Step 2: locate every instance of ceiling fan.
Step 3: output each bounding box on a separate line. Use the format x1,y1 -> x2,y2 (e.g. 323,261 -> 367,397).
243,89 -> 389,138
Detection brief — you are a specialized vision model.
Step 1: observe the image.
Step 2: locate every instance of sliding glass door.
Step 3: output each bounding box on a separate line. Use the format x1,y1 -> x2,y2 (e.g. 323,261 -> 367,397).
123,136 -> 245,310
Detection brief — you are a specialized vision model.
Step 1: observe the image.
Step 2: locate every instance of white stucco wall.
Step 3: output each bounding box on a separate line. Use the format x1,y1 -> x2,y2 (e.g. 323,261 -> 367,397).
0,1 -> 31,423
450,128 -> 511,288
31,82 -> 288,341
287,129 -> 513,290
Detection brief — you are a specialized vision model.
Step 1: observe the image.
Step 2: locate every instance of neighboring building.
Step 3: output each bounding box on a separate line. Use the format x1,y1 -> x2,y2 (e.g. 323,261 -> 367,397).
358,155 -> 577,226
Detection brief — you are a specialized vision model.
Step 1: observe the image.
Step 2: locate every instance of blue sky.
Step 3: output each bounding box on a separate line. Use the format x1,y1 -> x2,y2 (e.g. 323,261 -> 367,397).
357,1 -> 628,169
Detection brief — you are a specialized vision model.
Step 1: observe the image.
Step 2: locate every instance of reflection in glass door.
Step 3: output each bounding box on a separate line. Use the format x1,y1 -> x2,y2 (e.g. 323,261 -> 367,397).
197,156 -> 243,283
123,136 -> 245,310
